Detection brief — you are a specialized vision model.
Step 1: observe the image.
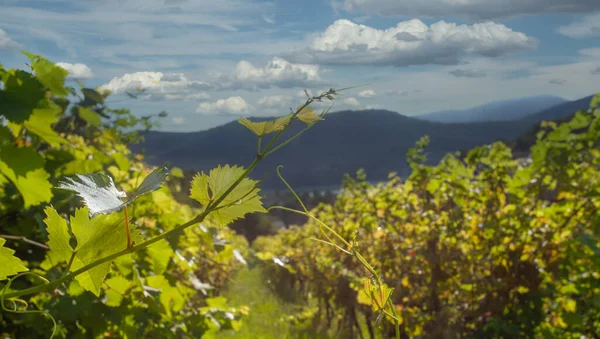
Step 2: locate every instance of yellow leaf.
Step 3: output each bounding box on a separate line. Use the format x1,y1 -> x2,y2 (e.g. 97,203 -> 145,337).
297,106 -> 321,123
401,276 -> 409,287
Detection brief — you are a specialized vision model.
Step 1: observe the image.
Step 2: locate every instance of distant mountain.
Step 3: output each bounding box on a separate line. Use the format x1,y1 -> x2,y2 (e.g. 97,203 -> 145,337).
522,95 -> 595,122
131,95 -> 594,191
417,95 -> 567,123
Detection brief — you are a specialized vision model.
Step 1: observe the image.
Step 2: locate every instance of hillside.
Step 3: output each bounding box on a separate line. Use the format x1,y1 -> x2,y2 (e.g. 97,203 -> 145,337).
417,95 -> 567,122
131,94 -> 593,190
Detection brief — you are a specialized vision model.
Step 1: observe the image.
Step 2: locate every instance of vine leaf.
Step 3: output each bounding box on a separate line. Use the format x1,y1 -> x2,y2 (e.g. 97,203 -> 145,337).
44,206 -> 74,267
238,115 -> 291,136
131,166 -> 169,200
58,173 -> 128,216
190,165 -> 266,225
58,166 -> 168,216
68,207 -> 143,296
0,145 -> 53,208
23,105 -> 68,147
0,238 -> 29,281
23,51 -> 69,97
297,106 -> 321,124
0,69 -> 46,123
146,239 -> 173,275
146,275 -> 187,318
78,107 -> 101,127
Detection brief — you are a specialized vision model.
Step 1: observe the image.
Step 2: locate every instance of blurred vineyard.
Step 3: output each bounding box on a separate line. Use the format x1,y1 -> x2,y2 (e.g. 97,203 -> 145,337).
254,99 -> 600,338
1,52 -> 599,338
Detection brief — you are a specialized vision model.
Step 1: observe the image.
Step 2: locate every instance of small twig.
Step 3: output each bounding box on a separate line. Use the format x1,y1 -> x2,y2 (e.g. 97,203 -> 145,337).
0,235 -> 50,250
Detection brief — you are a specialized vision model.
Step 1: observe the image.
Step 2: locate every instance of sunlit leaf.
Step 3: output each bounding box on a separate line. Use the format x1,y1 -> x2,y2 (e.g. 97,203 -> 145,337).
58,173 -> 127,216
78,107 -> 101,127
44,206 -> 74,267
238,115 -> 291,136
297,106 -> 321,124
0,145 -> 53,207
190,165 -> 266,225
0,238 -> 28,281
24,105 -> 67,147
130,166 -> 169,199
69,207 -> 143,296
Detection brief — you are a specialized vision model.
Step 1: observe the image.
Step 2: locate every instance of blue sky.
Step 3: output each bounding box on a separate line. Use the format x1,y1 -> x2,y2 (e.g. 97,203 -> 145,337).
1,0 -> 600,132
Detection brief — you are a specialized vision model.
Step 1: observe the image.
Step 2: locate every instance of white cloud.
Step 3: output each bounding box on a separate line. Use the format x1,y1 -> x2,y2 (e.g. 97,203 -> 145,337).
56,62 -> 94,80
196,96 -> 249,115
343,97 -> 360,106
101,72 -> 211,101
289,19 -> 535,67
217,58 -> 323,90
558,13 -> 600,38
333,0 -> 600,20
172,117 -> 185,125
258,95 -> 293,108
0,28 -> 22,50
449,68 -> 487,78
358,89 -> 376,98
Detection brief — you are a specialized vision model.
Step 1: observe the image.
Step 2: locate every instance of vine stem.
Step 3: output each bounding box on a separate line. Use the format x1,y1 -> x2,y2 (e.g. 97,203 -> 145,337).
124,205 -> 131,248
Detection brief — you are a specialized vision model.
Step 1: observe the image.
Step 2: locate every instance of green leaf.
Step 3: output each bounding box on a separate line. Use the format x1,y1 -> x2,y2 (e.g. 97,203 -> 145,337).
146,239 -> 173,275
0,69 -> 46,123
146,275 -> 185,318
81,88 -> 104,105
190,165 -> 267,225
0,145 -> 53,208
24,52 -> 69,97
170,167 -> 184,178
58,173 -> 127,216
44,206 -> 74,267
113,153 -> 130,172
78,107 -> 101,127
69,207 -> 142,296
297,106 -> 321,124
104,276 -> 132,307
0,238 -> 28,281
131,166 -> 169,200
23,105 -> 67,147
238,115 -> 291,136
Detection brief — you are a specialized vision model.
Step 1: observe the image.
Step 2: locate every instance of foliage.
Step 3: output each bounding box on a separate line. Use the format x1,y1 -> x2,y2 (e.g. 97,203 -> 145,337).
255,94 -> 600,338
0,52 -> 339,338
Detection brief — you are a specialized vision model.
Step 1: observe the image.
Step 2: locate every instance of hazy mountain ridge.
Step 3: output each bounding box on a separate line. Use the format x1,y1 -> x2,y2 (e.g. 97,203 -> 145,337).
131,95 -> 593,190
416,95 -> 568,123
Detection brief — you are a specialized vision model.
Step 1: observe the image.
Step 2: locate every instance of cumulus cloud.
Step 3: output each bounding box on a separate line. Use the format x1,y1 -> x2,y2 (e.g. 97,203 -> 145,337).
0,29 -> 22,50
216,57 -> 323,90
288,19 -> 535,67
196,96 -> 249,115
101,72 -> 211,101
358,89 -> 376,98
558,13 -> 600,38
333,0 -> 600,20
548,78 -> 566,85
56,62 -> 94,80
449,69 -> 487,78
343,97 -> 360,106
